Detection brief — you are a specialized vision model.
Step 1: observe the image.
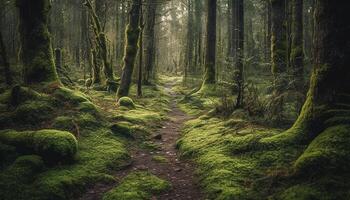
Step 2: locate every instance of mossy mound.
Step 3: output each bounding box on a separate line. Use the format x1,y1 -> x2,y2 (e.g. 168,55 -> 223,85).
178,112 -> 350,199
53,87 -> 91,105
103,171 -> 170,200
110,122 -> 135,139
0,155 -> 44,200
294,125 -> 350,176
117,97 -> 136,109
0,129 -> 78,162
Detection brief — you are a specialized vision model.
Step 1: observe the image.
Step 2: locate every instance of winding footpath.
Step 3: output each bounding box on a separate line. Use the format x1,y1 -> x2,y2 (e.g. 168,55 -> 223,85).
80,82 -> 203,200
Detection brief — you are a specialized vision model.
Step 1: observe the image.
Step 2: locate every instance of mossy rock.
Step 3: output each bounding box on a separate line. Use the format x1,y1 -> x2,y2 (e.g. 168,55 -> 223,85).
103,171 -> 170,200
118,97 -> 136,109
76,113 -> 100,130
53,87 -> 91,105
294,125 -> 350,176
13,100 -> 54,125
0,155 -> 44,200
0,129 -> 78,162
110,122 -> 134,139
52,116 -> 76,132
77,101 -> 98,113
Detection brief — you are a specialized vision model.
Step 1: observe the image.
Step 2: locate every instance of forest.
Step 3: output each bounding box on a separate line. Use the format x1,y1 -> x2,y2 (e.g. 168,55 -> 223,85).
0,0 -> 349,199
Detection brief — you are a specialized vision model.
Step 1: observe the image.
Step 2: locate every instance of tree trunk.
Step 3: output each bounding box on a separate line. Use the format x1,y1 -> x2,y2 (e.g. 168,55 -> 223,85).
270,0 -> 287,114
143,0 -> 157,85
278,0 -> 350,143
117,0 -> 141,98
16,0 -> 59,85
137,3 -> 143,97
0,29 -> 12,85
235,0 -> 244,108
290,0 -> 304,100
266,1 -> 271,63
202,0 -> 217,86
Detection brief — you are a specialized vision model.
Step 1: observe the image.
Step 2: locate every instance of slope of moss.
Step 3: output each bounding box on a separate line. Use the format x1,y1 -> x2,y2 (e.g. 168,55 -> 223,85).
103,171 -> 170,200
178,105 -> 350,199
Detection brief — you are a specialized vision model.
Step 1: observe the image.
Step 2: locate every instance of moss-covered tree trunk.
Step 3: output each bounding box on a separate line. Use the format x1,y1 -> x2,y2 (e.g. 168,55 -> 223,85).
202,0 -> 217,86
290,0 -> 304,104
137,4 -> 144,97
84,0 -> 114,86
270,0 -> 287,115
16,0 -> 59,85
281,0 -> 350,143
117,0 -> 141,98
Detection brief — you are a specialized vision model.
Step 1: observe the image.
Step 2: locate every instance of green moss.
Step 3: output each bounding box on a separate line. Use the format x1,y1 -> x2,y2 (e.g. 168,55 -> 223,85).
152,155 -> 168,163
103,171 -> 170,200
52,116 -> 75,132
77,101 -> 98,113
118,97 -> 136,109
278,185 -> 321,200
0,129 -> 78,162
110,122 -> 134,139
53,87 -> 91,105
294,125 -> 350,176
0,155 -> 44,200
14,100 -> 54,126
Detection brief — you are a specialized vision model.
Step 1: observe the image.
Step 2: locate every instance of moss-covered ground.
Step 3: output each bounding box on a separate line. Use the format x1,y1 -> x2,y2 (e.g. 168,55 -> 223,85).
0,79 -> 171,200
102,171 -> 170,200
176,79 -> 350,200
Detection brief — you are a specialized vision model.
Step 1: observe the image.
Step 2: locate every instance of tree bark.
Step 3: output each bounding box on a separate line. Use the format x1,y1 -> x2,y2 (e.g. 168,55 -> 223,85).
290,0 -> 304,97
117,0 -> 141,98
270,0 -> 287,114
284,0 -> 350,143
16,0 -> 59,84
0,29 -> 12,85
235,0 -> 244,108
143,0 -> 157,84
202,0 -> 217,86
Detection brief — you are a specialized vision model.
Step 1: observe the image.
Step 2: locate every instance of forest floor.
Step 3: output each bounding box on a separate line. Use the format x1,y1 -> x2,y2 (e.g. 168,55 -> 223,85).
80,78 -> 203,200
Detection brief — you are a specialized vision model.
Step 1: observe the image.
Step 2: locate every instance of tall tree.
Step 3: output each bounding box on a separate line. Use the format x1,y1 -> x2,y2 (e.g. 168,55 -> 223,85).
184,0 -> 194,82
270,0 -> 287,115
85,0 -> 115,88
202,0 -> 217,87
235,0 -> 244,108
274,0 -> 350,143
290,0 -> 304,104
0,12 -> 12,85
117,0 -> 141,98
16,0 -> 59,84
143,0 -> 157,84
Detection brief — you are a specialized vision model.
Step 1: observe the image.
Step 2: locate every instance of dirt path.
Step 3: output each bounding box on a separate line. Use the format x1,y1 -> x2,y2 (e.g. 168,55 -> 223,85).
80,83 -> 203,200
